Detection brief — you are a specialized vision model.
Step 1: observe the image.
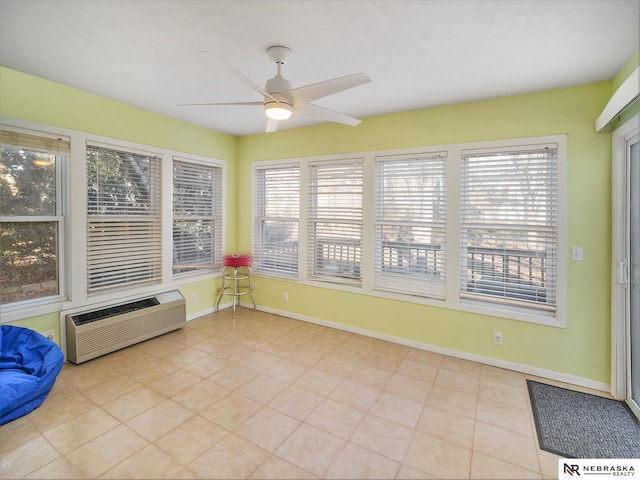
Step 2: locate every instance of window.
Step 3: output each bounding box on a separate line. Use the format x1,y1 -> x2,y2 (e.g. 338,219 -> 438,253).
253,164 -> 300,277
251,135 -> 565,324
460,145 -> 558,312
308,160 -> 363,284
173,158 -> 223,274
86,143 -> 162,291
374,153 -> 447,297
0,130 -> 68,306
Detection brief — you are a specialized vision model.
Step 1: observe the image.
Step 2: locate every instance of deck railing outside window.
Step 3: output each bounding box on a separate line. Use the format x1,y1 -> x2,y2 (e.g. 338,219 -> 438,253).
261,238 -> 547,302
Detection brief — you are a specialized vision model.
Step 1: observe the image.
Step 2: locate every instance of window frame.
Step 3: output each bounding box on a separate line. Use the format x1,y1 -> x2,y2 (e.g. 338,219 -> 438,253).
1,117 -> 227,323
172,156 -> 225,276
85,141 -> 163,292
251,135 -> 567,327
459,143 -> 560,312
307,158 -> 364,285
252,162 -> 301,278
0,126 -> 68,310
373,151 -> 448,298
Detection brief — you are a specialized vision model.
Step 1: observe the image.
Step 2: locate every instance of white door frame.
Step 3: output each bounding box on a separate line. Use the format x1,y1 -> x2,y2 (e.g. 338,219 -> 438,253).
611,112 -> 640,403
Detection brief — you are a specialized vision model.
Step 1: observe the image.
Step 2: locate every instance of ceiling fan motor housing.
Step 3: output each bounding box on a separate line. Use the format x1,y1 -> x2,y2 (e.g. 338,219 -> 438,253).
265,76 -> 292,98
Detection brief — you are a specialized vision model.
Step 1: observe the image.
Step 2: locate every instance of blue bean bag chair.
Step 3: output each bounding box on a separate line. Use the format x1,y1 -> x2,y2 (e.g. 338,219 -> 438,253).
0,325 -> 64,425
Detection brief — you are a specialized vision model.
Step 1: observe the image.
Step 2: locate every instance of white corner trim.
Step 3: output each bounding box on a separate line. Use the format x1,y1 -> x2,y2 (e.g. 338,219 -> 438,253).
596,67 -> 640,133
610,113 -> 640,401
246,304 -> 610,393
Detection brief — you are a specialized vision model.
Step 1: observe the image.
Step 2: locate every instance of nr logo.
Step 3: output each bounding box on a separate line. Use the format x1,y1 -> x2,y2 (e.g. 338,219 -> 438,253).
564,464 -> 581,476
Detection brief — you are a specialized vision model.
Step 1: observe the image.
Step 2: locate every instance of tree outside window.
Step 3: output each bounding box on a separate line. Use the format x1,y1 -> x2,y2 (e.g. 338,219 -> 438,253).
1,133 -> 65,305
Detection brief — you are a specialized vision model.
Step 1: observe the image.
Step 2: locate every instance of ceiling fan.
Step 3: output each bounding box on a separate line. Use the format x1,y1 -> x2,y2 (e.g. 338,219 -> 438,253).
180,46 -> 371,133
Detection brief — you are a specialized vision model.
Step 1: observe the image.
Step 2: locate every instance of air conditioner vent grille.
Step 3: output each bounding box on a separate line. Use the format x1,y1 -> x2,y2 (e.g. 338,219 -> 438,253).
71,297 -> 160,326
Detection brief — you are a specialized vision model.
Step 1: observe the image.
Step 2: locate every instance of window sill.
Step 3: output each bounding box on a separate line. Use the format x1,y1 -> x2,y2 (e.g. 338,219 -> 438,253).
172,269 -> 221,285
0,297 -> 65,323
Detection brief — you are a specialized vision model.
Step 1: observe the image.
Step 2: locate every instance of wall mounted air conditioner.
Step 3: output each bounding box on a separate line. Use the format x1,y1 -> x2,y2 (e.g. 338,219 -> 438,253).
66,290 -> 186,364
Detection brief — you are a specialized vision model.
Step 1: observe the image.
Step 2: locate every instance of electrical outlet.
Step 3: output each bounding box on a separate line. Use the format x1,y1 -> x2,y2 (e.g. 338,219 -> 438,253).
571,245 -> 584,261
40,330 -> 55,341
283,292 -> 289,302
493,331 -> 504,345
190,293 -> 197,303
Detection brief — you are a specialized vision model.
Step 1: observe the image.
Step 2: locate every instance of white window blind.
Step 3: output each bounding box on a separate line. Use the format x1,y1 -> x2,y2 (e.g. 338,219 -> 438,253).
86,144 -> 162,291
308,160 -> 363,283
374,153 -> 447,297
253,165 -> 300,277
460,145 -> 558,311
173,159 -> 223,273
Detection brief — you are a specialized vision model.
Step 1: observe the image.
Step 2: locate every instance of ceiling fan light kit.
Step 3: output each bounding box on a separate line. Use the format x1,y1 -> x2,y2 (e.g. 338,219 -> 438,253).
182,45 -> 371,132
265,102 -> 293,120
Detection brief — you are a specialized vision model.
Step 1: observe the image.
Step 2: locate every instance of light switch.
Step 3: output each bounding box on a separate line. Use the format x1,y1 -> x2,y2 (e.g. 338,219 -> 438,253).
571,246 -> 583,261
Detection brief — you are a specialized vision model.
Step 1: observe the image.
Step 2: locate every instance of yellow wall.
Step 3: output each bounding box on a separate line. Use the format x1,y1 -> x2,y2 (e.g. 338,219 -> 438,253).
0,66 -> 238,335
0,67 -> 238,245
0,67 -> 237,160
8,314 -> 62,345
0,64 -> 619,385
238,82 -> 613,384
612,49 -> 639,92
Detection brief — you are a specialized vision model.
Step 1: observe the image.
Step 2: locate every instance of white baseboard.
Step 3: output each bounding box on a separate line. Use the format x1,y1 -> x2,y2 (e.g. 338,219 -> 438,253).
412,341 -> 610,393
187,307 -> 216,321
186,300 -> 234,321
200,303 -> 611,394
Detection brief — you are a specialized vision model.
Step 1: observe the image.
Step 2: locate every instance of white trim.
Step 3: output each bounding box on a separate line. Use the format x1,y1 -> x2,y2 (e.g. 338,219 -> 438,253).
251,134 -> 568,328
611,112 -> 640,400
0,123 -> 71,143
1,299 -> 65,324
162,149 -> 175,282
85,139 -> 162,158
1,116 -> 228,322
0,215 -> 63,222
58,314 -> 67,361
0,123 -> 68,313
186,303 -> 225,321
220,302 -> 609,393
361,155 -> 375,292
187,307 -> 215,321
171,157 -> 226,278
596,67 -> 640,133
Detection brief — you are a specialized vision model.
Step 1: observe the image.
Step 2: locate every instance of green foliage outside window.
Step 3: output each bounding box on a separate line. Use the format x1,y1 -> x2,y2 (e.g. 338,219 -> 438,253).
0,145 -> 59,305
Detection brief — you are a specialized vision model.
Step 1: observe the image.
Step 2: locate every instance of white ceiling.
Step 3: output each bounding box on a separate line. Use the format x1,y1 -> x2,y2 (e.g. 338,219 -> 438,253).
0,0 -> 638,136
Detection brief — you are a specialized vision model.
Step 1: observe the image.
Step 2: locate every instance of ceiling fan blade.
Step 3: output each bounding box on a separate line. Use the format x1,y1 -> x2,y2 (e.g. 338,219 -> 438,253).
295,103 -> 362,127
198,50 -> 279,104
284,73 -> 370,107
178,101 -> 263,107
265,118 -> 279,133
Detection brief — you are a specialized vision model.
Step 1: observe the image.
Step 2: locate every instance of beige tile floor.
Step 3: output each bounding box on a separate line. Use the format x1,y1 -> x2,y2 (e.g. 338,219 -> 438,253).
0,308 -> 570,479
